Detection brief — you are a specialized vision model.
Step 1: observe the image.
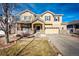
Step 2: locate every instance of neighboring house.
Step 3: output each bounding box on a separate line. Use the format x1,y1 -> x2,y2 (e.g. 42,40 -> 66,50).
16,9 -> 64,34
67,20 -> 79,34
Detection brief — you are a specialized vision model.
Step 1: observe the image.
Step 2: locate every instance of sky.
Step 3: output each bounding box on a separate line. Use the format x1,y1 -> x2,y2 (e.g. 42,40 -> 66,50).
1,3 -> 79,22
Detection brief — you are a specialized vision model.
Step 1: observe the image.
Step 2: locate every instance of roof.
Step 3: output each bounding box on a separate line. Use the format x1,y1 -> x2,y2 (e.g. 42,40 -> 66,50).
16,9 -> 36,16
17,20 -> 32,24
68,20 -> 79,25
62,22 -> 68,25
41,10 -> 63,16
32,19 -> 45,24
41,10 -> 55,15
16,9 -> 63,16
17,18 -> 45,24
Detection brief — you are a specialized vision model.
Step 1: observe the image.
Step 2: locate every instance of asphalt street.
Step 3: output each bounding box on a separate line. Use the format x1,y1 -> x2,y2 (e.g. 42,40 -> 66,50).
47,34 -> 79,56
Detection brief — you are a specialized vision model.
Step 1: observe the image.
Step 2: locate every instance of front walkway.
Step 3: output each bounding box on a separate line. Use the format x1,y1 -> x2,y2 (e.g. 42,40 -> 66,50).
47,34 -> 79,56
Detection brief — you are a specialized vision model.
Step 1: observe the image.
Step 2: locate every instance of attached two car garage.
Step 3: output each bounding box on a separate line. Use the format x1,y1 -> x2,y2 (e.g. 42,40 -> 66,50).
45,27 -> 59,34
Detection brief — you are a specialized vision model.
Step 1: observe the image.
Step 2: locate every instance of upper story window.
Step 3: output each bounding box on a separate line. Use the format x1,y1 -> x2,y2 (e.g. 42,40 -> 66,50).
16,16 -> 20,20
24,16 -> 31,21
45,16 -> 51,21
54,16 -> 59,22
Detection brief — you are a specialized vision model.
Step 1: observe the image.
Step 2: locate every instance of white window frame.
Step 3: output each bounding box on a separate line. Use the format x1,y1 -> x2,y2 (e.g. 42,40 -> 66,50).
24,16 -> 31,21
45,16 -> 50,21
54,16 -> 58,22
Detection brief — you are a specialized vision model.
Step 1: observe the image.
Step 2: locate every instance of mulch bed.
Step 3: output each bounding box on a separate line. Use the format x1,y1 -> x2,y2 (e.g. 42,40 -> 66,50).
0,36 -> 21,49
0,34 -> 34,49
0,38 -> 16,49
0,42 -> 16,49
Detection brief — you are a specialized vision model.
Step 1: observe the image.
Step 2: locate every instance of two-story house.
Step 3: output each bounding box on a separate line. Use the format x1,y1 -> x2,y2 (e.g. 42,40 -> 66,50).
16,9 -> 63,34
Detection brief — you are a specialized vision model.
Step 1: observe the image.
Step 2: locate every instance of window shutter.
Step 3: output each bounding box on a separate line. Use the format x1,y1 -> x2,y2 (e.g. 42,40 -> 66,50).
58,16 -> 60,21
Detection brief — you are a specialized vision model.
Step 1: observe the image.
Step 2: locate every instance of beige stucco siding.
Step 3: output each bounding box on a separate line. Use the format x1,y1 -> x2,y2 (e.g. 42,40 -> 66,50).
20,12 -> 35,21
41,13 -> 54,24
62,25 -> 67,30
45,25 -> 53,27
41,12 -> 62,34
16,10 -> 63,34
53,16 -> 62,27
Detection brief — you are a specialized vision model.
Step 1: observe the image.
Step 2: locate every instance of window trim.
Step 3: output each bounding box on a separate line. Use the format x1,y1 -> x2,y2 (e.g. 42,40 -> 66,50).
24,16 -> 31,21
54,16 -> 58,21
45,16 -> 51,21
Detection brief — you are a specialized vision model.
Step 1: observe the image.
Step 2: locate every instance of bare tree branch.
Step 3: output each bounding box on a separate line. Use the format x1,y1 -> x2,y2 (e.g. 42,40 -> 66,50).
0,3 -> 16,43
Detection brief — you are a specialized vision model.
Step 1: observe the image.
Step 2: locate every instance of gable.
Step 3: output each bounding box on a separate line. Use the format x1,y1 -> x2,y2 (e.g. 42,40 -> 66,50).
18,10 -> 36,21
16,9 -> 36,16
21,11 -> 34,16
41,11 -> 55,16
21,10 -> 35,16
41,11 -> 54,23
32,19 -> 44,23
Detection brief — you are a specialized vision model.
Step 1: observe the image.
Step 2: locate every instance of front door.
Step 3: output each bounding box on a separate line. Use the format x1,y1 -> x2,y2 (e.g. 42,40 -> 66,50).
36,26 -> 41,31
34,24 -> 42,32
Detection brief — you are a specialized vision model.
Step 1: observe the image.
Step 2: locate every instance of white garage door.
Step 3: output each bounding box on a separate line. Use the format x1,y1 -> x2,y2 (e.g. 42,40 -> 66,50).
45,28 -> 59,34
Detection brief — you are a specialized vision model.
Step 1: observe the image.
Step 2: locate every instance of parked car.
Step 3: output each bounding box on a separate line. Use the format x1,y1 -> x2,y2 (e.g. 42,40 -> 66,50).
0,30 -> 5,37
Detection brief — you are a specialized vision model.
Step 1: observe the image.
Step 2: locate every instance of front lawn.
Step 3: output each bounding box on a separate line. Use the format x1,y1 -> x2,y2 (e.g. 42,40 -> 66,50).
0,37 -> 60,56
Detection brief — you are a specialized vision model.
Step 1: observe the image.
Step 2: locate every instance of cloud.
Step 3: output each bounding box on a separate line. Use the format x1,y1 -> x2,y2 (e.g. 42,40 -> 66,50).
0,3 -> 79,22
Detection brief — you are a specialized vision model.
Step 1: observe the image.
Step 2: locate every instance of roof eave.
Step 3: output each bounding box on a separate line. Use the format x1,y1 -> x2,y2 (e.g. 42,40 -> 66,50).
15,9 -> 36,16
41,10 -> 55,16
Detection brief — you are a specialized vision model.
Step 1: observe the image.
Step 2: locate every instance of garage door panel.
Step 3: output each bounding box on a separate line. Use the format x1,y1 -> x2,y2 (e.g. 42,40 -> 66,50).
45,29 -> 59,34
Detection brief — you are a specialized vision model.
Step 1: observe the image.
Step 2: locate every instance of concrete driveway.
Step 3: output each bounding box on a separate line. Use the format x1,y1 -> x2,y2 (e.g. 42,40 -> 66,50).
47,34 -> 79,56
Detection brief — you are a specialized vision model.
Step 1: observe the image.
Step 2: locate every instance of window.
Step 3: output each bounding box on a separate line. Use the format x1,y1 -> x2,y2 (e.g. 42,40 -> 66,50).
54,16 -> 60,21
21,16 -> 24,20
54,16 -> 58,21
24,16 -> 31,21
24,16 -> 26,20
16,16 -> 20,20
45,16 -> 51,21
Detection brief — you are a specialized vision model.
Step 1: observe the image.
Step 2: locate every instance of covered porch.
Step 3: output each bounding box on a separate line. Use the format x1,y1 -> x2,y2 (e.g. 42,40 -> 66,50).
32,20 -> 45,32
16,21 -> 32,35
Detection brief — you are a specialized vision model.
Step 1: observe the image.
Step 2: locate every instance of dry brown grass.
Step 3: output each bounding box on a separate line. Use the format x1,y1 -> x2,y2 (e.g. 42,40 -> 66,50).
0,37 -> 59,56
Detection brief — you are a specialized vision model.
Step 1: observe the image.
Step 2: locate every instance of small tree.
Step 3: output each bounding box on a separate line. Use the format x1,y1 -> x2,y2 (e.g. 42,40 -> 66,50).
0,3 -> 16,44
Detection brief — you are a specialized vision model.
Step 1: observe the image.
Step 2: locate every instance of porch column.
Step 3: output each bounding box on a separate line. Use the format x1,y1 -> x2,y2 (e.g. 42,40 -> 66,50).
32,23 -> 34,30
42,24 -> 45,30
18,23 -> 21,30
15,23 -> 17,34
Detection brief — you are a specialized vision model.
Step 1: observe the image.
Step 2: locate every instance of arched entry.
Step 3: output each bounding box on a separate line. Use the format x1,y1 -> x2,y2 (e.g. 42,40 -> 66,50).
32,20 -> 44,32
33,23 -> 42,31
